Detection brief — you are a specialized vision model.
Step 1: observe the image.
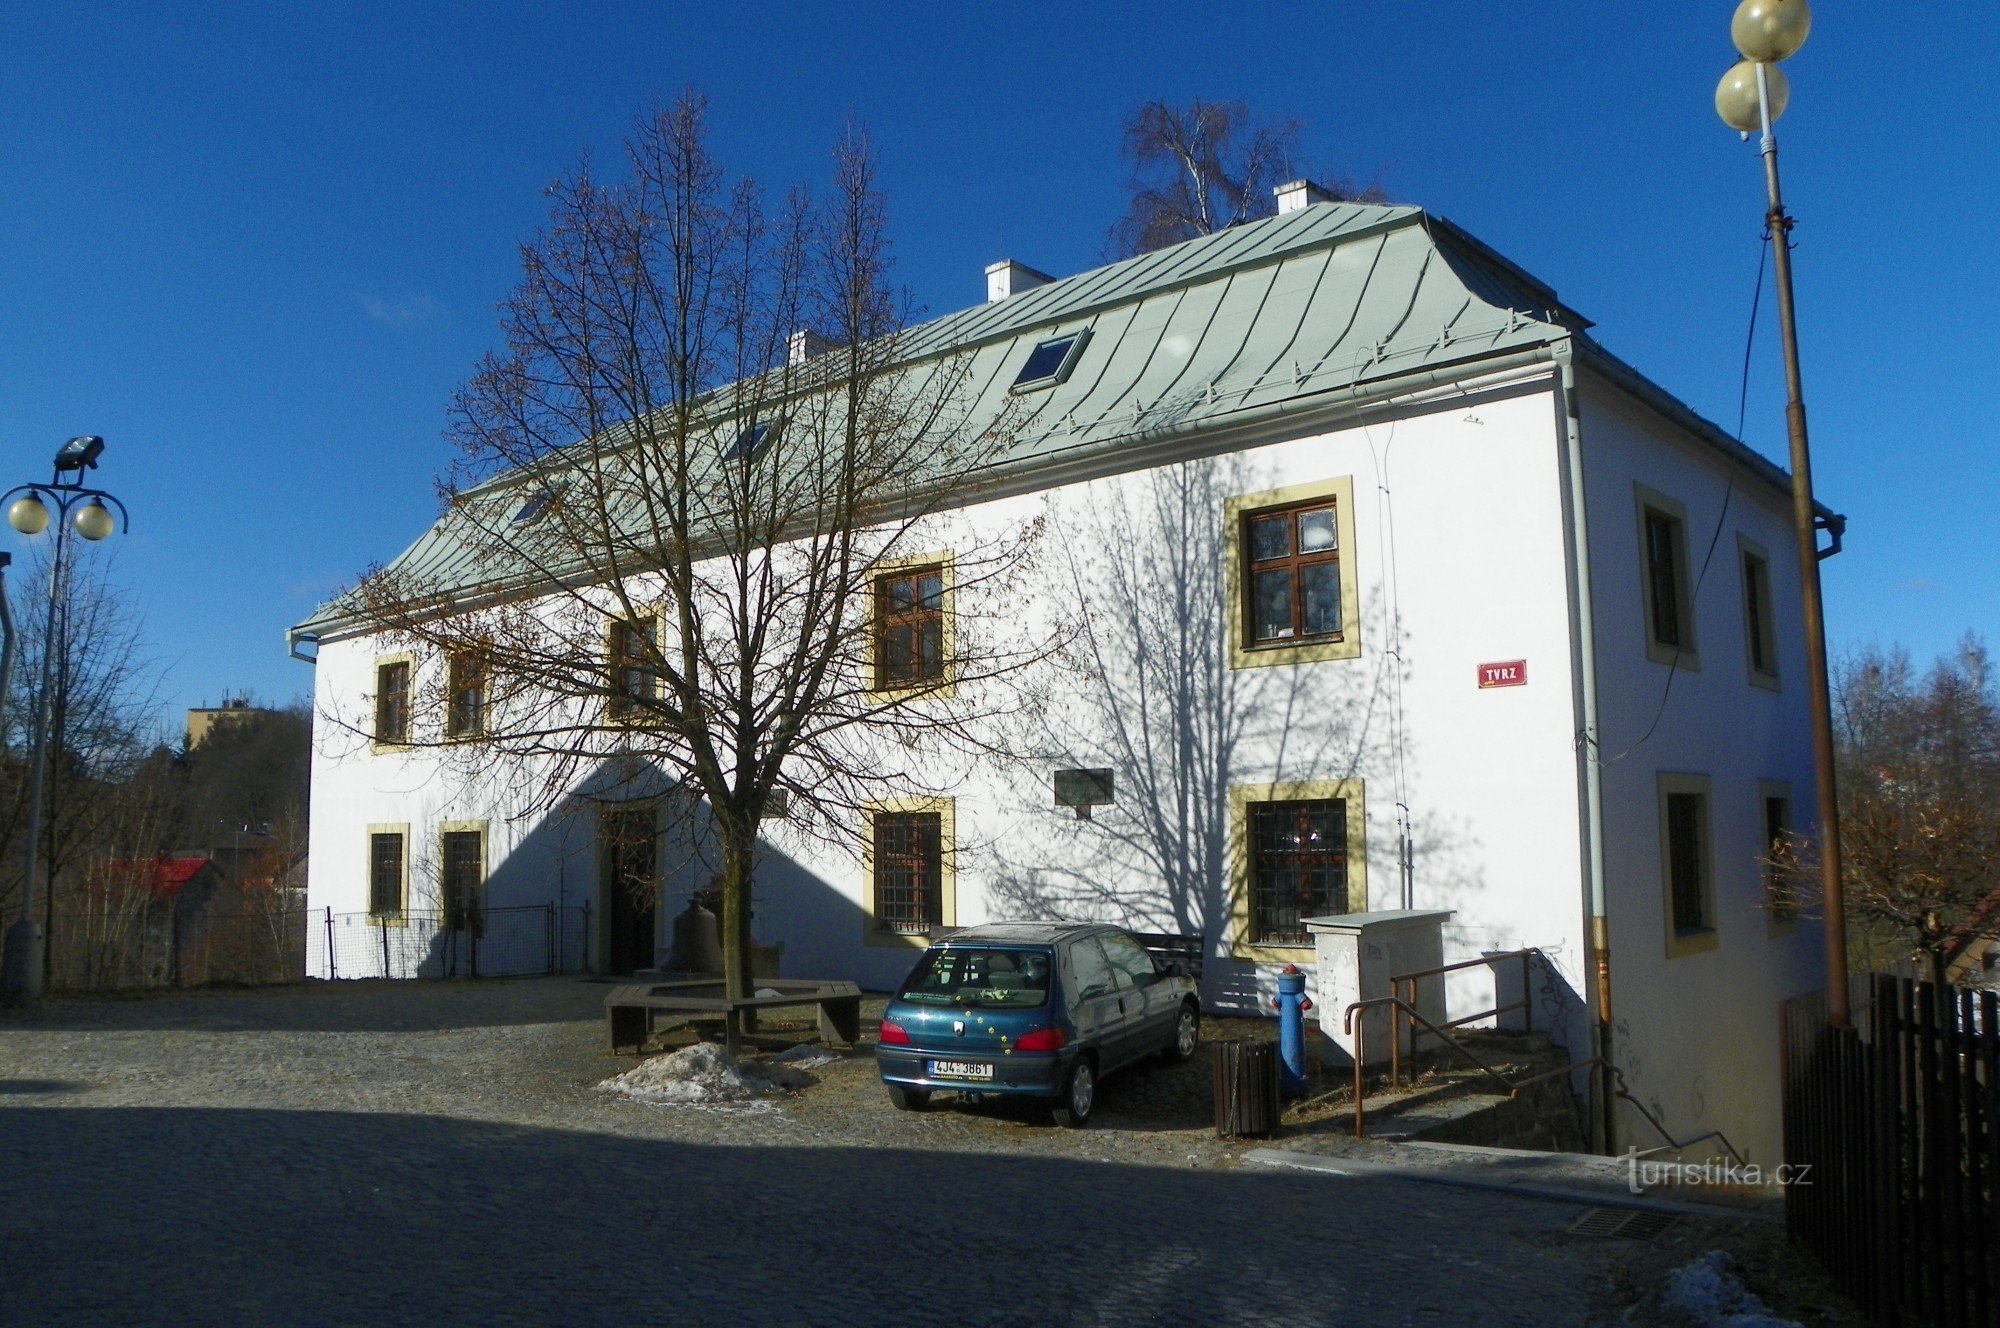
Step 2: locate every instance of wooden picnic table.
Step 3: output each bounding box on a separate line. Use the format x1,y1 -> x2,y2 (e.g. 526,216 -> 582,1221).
604,978 -> 863,1054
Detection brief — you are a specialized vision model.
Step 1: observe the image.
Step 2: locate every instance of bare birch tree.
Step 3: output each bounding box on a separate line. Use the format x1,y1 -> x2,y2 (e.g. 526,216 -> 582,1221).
338,95 -> 1053,1014
1110,98 -> 1384,257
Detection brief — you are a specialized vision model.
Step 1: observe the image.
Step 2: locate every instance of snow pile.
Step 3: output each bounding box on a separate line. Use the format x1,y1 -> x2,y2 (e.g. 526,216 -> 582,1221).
1659,1251 -> 1800,1328
595,1042 -> 829,1109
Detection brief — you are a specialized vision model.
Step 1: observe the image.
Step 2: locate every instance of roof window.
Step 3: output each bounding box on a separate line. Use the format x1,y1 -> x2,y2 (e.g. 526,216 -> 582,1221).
512,486 -> 561,524
1010,330 -> 1089,394
727,420 -> 778,462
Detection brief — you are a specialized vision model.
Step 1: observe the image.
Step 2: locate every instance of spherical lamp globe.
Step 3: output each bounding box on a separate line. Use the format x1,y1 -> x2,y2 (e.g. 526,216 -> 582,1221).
72,500 -> 115,541
1731,0 -> 1811,63
7,493 -> 50,535
1716,60 -> 1788,133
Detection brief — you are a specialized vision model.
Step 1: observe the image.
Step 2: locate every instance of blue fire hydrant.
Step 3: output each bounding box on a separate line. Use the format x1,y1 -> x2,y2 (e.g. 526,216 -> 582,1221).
1271,963 -> 1315,1097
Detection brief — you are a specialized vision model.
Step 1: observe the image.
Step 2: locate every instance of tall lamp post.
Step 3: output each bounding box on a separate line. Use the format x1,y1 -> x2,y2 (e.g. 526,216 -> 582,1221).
1716,0 -> 1851,1026
0,436 -> 129,1006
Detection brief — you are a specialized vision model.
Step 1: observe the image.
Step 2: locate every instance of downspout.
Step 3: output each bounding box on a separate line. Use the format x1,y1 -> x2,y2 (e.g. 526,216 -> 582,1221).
1553,345 -> 1615,1154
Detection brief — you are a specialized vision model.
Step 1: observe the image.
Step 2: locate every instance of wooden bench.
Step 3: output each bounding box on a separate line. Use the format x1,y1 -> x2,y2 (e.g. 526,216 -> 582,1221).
604,978 -> 864,1054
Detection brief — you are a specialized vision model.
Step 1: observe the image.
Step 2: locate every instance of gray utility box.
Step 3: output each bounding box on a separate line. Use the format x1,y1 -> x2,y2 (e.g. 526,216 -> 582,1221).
1303,910 -> 1452,1068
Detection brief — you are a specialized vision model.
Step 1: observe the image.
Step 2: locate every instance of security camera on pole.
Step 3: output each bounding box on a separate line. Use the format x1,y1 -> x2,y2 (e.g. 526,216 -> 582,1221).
0,437 -> 129,1006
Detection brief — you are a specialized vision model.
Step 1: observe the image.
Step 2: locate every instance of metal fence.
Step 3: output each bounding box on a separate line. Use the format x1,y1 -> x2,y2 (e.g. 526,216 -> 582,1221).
1782,974 -> 2000,1327
48,902 -> 309,992
304,904 -> 593,981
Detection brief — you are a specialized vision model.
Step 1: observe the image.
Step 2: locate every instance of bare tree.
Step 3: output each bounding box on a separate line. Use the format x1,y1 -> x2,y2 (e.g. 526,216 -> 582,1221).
1771,637 -> 2000,983
1,548 -> 166,926
338,94 -> 1054,1016
1110,98 -> 1383,257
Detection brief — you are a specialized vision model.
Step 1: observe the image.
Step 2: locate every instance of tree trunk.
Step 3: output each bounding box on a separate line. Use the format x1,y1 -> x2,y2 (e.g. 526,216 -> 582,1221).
718,819 -> 756,1041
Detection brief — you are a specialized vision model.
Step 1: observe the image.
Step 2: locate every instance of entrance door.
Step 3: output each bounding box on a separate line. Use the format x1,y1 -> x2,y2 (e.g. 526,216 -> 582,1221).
600,807 -> 658,974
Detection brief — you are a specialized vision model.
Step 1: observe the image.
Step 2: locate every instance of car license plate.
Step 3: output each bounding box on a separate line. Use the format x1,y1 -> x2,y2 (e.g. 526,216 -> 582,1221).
929,1060 -> 993,1081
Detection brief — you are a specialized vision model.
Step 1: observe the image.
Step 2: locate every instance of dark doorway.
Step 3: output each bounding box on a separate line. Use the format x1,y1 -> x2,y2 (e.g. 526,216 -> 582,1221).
600,806 -> 659,974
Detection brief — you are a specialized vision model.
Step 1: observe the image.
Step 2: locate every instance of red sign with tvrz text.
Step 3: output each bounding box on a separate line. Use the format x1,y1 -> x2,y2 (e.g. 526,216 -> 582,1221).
1478,659 -> 1527,689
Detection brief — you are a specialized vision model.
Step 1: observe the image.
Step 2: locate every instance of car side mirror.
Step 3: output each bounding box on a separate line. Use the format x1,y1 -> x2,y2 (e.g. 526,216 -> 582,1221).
1164,961 -> 1187,979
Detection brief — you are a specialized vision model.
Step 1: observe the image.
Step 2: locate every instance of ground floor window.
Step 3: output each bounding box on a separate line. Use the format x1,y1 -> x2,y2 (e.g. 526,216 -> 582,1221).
367,827 -> 407,919
1228,780 -> 1365,958
440,827 -> 485,935
1658,773 -> 1717,957
863,799 -> 955,945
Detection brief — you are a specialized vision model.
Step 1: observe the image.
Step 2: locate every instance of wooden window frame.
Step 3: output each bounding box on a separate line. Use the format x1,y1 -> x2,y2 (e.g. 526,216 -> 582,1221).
1738,535 -> 1780,691
1225,477 -> 1362,670
1227,779 -> 1366,960
439,822 -> 487,936
861,797 -> 955,948
445,647 -> 489,739
366,824 -> 409,924
606,614 -> 660,721
1657,773 -> 1717,957
372,654 -> 413,749
1634,485 -> 1700,670
1759,781 -> 1797,936
867,554 -> 955,697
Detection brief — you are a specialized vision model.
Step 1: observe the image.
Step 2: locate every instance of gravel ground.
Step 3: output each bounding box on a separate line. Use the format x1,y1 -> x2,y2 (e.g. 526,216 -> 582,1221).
0,977 -> 1856,1328
0,975 -> 1293,1166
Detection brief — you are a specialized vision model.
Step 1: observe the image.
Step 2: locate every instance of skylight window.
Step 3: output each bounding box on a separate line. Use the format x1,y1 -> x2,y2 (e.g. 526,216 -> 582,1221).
512,486 -> 561,524
726,420 -> 778,462
1010,329 -> 1090,394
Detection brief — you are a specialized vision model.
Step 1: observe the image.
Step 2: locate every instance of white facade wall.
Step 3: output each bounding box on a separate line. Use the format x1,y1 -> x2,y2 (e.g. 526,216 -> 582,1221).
1576,378 -> 1822,1164
303,366 -> 1817,1161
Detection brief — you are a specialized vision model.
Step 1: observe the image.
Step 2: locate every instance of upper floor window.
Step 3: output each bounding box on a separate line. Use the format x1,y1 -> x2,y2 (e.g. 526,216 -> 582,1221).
1246,500 -> 1343,647
607,616 -> 658,719
446,649 -> 488,739
873,565 -> 947,690
374,659 -> 411,745
1225,478 -> 1361,670
1740,540 -> 1779,687
1010,330 -> 1089,393
1636,487 -> 1697,667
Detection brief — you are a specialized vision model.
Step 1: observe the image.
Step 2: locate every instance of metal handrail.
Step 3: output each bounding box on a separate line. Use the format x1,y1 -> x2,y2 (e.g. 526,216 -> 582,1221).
1340,991 -> 1747,1164
1389,947 -> 1549,1057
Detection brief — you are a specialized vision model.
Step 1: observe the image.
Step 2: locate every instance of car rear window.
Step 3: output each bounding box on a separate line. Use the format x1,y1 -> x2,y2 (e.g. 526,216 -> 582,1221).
897,946 -> 1052,1008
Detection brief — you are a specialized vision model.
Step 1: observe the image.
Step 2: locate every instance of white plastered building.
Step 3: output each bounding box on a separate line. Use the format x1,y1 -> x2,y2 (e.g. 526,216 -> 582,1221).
292,194 -> 1828,1162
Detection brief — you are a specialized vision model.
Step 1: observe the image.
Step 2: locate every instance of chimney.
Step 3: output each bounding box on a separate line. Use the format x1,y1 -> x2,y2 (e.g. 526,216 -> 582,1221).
788,329 -> 835,365
985,259 -> 1053,304
1273,179 -> 1336,214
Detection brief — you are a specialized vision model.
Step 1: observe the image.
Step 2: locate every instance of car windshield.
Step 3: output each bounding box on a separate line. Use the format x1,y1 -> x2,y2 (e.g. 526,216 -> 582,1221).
897,946 -> 1052,1008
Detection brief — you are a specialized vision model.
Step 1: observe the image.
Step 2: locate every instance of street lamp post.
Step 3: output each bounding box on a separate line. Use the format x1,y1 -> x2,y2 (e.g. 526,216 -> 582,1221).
0,437 -> 129,1006
1716,0 -> 1851,1027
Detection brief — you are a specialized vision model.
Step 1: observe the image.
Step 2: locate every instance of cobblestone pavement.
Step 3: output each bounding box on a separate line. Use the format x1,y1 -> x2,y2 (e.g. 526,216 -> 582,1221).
0,979 -> 1659,1327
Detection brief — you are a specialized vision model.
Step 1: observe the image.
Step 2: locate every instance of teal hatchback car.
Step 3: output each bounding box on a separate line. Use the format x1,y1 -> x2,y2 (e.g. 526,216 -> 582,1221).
874,922 -> 1200,1126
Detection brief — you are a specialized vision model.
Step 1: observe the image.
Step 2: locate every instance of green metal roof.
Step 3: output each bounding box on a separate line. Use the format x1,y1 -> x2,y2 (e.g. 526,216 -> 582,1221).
293,201 -> 1767,644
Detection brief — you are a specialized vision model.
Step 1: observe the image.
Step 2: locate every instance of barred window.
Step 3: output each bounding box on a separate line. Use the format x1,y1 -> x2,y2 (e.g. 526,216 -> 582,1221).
872,810 -> 943,934
374,660 -> 410,744
874,567 -> 946,689
441,829 -> 484,936
1248,799 -> 1346,945
1666,791 -> 1710,935
368,832 -> 405,918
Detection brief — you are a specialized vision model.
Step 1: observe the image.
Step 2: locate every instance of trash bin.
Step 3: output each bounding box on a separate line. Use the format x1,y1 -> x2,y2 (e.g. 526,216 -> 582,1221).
1211,1039 -> 1279,1138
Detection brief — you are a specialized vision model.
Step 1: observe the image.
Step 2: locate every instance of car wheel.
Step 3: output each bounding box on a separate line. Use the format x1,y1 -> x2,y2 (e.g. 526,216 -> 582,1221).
887,1084 -> 930,1112
1164,1002 -> 1200,1063
1052,1058 -> 1096,1128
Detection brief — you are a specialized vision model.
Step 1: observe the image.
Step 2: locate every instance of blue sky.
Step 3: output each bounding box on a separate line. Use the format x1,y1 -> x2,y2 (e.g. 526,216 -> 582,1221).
1,5 -> 1992,737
